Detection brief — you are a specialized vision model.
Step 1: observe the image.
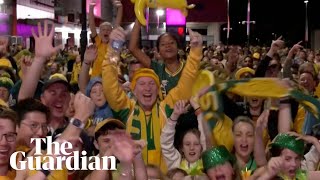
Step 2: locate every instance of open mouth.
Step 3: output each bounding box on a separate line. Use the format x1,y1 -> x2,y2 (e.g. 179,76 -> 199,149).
216,175 -> 226,180
240,144 -> 249,152
189,152 -> 196,156
0,149 -> 8,156
54,104 -> 63,112
143,94 -> 152,101
288,169 -> 296,176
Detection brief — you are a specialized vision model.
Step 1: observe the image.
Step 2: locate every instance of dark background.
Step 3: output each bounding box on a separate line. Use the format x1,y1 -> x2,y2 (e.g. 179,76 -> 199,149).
221,0 -> 320,46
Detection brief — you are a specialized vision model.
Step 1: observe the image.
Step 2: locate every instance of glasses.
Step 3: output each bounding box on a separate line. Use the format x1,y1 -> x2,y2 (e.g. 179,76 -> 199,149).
21,122 -> 49,133
0,132 -> 17,142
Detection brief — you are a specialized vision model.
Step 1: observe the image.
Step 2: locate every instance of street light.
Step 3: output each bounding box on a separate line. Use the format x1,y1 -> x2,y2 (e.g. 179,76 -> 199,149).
156,9 -> 164,16
156,9 -> 164,28
239,20 -> 255,46
304,0 -> 309,47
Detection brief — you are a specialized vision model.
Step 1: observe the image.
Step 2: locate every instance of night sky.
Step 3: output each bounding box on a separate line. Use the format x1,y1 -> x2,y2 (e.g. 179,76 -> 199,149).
222,0 -> 320,46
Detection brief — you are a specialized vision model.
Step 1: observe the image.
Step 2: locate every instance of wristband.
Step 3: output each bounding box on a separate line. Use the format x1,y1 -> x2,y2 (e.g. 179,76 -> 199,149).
168,117 -> 177,122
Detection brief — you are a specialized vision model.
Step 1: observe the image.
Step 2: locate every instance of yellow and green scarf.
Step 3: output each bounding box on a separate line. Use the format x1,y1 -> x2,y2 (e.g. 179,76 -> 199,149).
126,102 -> 162,167
180,159 -> 204,176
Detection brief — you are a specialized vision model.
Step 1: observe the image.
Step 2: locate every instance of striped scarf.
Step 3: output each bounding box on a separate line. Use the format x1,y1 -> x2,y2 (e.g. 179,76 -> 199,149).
127,101 -> 162,167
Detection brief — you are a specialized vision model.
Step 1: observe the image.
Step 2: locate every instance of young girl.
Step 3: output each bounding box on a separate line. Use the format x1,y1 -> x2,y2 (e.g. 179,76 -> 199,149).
129,19 -> 198,97
259,133 -> 320,180
161,100 -> 206,176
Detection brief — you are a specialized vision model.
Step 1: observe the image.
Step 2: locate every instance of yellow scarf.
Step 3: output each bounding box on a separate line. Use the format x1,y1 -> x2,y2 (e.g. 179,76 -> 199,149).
127,102 -> 161,167
180,159 -> 204,176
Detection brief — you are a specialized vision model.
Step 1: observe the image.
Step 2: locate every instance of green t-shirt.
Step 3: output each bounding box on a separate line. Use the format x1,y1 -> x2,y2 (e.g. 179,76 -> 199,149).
151,60 -> 185,98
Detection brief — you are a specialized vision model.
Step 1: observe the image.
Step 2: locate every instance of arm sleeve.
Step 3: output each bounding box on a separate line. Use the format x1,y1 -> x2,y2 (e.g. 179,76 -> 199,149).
255,55 -> 272,77
160,120 -> 181,170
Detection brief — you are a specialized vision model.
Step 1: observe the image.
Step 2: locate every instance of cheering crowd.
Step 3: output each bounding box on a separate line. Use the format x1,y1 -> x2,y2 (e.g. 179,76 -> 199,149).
1,0 -> 320,180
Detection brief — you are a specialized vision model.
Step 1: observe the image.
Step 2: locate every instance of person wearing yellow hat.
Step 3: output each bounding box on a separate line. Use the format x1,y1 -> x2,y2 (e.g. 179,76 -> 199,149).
234,67 -> 255,80
102,27 -> 203,173
0,75 -> 14,102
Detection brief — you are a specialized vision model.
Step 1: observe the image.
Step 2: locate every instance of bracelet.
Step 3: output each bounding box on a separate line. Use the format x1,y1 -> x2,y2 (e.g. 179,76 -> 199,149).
168,117 -> 177,122
195,108 -> 202,116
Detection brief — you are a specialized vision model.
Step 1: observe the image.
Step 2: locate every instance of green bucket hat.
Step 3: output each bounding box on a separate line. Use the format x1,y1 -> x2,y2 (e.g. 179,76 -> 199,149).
270,133 -> 305,156
0,76 -> 14,91
202,146 -> 235,171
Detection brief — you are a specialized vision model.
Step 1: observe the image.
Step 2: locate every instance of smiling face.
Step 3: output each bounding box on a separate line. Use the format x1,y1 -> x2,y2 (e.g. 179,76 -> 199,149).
280,148 -> 301,179
206,162 -> 234,180
90,83 -> 107,107
16,111 -> 48,148
0,118 -> 16,167
233,121 -> 254,160
158,34 -> 178,61
41,83 -> 70,120
299,72 -> 316,93
181,131 -> 202,163
133,77 -> 158,111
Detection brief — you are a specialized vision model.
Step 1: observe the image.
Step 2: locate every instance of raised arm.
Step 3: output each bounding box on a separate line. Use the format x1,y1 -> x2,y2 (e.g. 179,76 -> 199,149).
102,27 -> 132,120
283,41 -> 303,79
255,37 -> 284,77
254,110 -> 269,167
112,0 -> 123,28
89,0 -> 97,38
128,19 -> 152,68
165,29 -> 203,104
78,45 -> 97,93
161,100 -> 188,169
18,21 -> 61,101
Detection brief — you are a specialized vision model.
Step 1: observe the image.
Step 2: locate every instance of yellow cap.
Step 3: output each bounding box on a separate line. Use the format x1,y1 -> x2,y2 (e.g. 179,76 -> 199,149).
235,67 -> 255,80
94,118 -> 125,133
0,58 -> 12,68
253,53 -> 260,60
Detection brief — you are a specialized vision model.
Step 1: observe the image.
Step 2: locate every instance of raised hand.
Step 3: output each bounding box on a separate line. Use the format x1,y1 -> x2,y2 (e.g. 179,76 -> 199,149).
112,0 -> 122,8
270,36 -> 285,53
288,41 -> 303,58
287,131 -> 317,145
20,55 -> 33,77
84,45 -> 97,64
171,100 -> 189,121
188,28 -> 203,48
266,157 -> 284,178
31,21 -> 62,59
109,130 -> 135,163
73,92 -> 95,122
